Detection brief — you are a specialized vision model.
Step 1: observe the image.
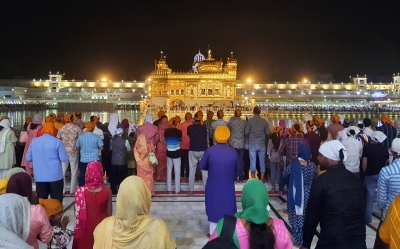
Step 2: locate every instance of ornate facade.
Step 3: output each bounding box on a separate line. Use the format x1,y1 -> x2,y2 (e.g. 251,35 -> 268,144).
147,49 -> 238,109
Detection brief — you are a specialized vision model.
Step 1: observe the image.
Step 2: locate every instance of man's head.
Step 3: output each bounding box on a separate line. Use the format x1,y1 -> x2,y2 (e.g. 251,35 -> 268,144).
214,126 -> 230,144
56,113 -> 65,123
185,112 -> 192,121
234,109 -> 241,117
346,126 -> 360,138
169,117 -> 177,128
90,116 -> 99,123
371,131 -> 387,144
85,122 -> 96,132
64,113 -> 74,123
217,110 -> 224,119
75,111 -> 82,119
207,111 -> 214,118
42,122 -> 54,135
390,138 -> 400,160
253,106 -> 261,115
158,110 -> 166,119
317,140 -> 348,171
350,118 -> 357,126
331,114 -> 340,124
194,111 -> 203,122
93,112 -> 100,121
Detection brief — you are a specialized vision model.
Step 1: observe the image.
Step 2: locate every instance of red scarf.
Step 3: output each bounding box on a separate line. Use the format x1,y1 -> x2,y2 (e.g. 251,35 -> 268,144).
74,161 -> 104,239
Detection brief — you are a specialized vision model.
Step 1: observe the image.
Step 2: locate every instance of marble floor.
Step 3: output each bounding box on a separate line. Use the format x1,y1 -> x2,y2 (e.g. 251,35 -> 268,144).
38,181 -> 381,249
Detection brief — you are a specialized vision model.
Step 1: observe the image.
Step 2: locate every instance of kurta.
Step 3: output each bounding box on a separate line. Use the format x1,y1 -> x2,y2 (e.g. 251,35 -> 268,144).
134,135 -> 156,195
283,162 -> 317,245
21,124 -> 41,175
200,144 -> 237,222
155,119 -> 169,181
0,128 -> 17,170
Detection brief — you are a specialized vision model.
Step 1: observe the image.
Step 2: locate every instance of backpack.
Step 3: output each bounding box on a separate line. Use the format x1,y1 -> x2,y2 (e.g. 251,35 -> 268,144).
202,216 -> 238,249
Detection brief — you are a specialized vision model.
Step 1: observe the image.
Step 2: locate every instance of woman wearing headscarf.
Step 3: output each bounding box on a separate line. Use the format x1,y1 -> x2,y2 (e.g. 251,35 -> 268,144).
136,114 -> 160,146
134,134 -> 156,195
155,116 -> 169,181
0,193 -> 33,249
93,176 -> 176,249
209,179 -> 293,249
73,161 -> 112,249
120,119 -> 130,136
73,111 -> 85,130
21,113 -> 42,176
126,123 -> 137,176
6,172 -> 53,249
283,144 -> 317,246
0,119 -> 17,178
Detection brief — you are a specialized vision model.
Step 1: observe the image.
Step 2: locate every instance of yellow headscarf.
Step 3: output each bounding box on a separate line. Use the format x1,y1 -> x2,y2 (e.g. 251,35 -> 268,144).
331,114 -> 340,124
291,122 -> 303,137
381,115 -> 393,126
39,198 -> 63,217
93,176 -> 176,249
214,126 -> 230,143
42,122 -> 54,135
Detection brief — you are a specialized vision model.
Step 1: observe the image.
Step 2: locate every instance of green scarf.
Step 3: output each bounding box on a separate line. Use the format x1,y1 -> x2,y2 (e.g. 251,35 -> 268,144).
234,179 -> 270,224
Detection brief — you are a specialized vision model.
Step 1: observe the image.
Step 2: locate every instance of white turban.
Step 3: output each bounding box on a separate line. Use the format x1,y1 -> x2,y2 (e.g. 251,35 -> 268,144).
144,114 -> 153,124
116,127 -> 124,136
303,113 -> 312,122
318,140 -> 348,162
93,112 -> 100,118
346,126 -> 360,137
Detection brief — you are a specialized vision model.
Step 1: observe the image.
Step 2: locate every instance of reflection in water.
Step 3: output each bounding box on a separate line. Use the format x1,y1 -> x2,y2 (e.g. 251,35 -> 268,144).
1,109 -> 398,131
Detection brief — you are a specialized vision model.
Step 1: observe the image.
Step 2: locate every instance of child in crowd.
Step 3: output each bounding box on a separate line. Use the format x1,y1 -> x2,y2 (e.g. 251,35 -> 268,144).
39,198 -> 73,249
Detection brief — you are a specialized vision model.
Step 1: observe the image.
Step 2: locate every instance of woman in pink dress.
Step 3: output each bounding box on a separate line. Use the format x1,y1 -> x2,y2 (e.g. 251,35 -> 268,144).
209,179 -> 293,249
155,117 -> 169,181
134,134 -> 155,195
73,161 -> 112,249
21,114 -> 42,176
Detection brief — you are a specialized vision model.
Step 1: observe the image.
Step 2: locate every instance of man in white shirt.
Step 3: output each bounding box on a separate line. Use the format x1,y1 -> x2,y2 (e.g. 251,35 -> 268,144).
341,126 -> 363,178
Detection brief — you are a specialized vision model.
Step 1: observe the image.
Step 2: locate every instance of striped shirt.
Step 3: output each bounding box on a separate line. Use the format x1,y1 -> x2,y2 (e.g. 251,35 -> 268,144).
76,132 -> 104,163
377,158 -> 400,218
377,123 -> 397,149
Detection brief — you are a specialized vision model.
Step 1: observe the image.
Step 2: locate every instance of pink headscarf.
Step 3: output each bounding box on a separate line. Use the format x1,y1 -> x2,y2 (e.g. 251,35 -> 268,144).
74,161 -> 104,239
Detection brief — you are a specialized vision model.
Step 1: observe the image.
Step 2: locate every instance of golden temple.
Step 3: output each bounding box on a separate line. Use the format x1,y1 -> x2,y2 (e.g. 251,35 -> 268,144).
146,48 -> 238,110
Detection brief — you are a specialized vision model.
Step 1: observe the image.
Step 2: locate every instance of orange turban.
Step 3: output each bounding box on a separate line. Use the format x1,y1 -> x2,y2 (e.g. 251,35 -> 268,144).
39,198 -> 63,217
207,111 -> 214,117
185,112 -> 192,121
194,111 -> 203,121
45,116 -> 54,123
158,110 -> 166,118
271,126 -> 283,137
25,117 -> 33,124
306,120 -> 315,133
42,122 -> 54,134
64,113 -> 73,123
234,109 -> 242,117
85,122 -> 96,132
75,111 -> 82,119
331,114 -> 340,124
49,113 -> 56,119
291,122 -> 303,137
381,115 -> 393,126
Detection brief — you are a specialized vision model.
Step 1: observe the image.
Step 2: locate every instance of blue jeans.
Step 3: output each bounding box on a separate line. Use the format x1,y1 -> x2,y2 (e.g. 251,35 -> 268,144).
249,144 -> 266,174
364,174 -> 379,223
270,162 -> 281,191
234,148 -> 245,181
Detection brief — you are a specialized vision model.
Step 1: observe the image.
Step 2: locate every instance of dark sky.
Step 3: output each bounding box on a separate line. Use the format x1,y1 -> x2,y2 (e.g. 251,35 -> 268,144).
1,0 -> 400,82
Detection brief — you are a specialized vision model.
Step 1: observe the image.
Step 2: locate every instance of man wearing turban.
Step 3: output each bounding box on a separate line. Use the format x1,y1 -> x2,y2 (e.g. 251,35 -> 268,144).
377,114 -> 397,149
327,114 -> 344,140
200,126 -> 238,235
76,122 -> 104,187
57,113 -> 83,194
301,140 -> 366,249
26,121 -> 69,202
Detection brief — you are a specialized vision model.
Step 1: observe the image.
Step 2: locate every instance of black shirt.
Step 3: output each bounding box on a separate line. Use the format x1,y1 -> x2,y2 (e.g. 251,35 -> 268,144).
362,143 -> 389,176
377,123 -> 397,149
302,164 -> 366,249
187,123 -> 208,151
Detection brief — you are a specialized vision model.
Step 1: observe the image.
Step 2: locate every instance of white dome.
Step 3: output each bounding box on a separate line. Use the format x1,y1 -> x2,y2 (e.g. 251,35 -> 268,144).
194,53 -> 205,63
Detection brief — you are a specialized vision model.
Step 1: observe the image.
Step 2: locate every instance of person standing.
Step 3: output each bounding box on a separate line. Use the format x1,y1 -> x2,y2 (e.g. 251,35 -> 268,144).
267,130 -> 282,192
76,122 -> 104,187
228,109 -> 246,183
210,110 -> 228,144
54,113 -> 65,130
200,126 -> 237,235
205,111 -> 215,146
304,120 -> 321,166
26,122 -> 69,202
362,131 -> 389,223
301,140 -> 366,249
379,193 -> 400,248
0,119 -> 17,178
377,115 -> 397,149
155,117 -> 169,181
342,126 -> 363,178
73,111 -> 85,130
136,114 -> 159,146
84,116 -> 105,163
336,119 -> 351,143
164,117 -> 183,194
153,110 -> 166,126
245,106 -> 270,181
327,114 -> 344,140
283,144 -> 317,246
134,134 -> 156,195
187,111 -> 208,193
110,126 -> 131,194
73,161 -> 112,249
57,113 -> 82,194
178,112 -> 192,181
377,138 -> 400,219
21,113 -> 42,176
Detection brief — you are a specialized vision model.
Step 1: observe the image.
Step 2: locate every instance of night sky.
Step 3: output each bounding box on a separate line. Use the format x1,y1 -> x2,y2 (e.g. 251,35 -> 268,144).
1,0 -> 400,82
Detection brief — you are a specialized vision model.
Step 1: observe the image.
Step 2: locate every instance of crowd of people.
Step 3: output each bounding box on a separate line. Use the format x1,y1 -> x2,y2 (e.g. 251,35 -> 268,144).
1,107 -> 400,248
